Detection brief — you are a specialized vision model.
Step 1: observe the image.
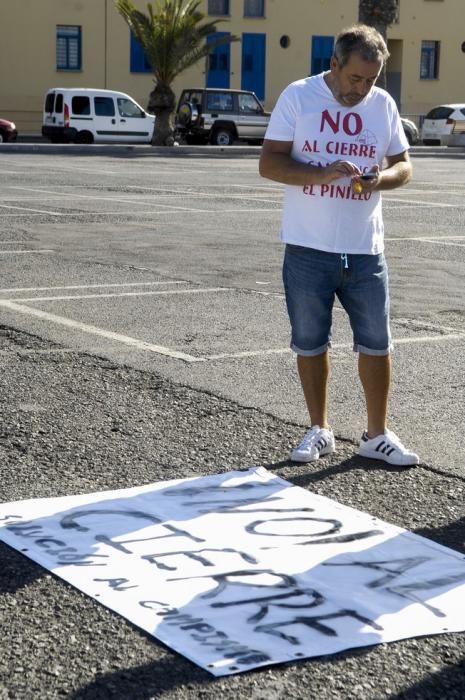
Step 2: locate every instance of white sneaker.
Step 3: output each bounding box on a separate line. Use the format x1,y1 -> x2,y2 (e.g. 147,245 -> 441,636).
291,426 -> 336,463
358,429 -> 419,466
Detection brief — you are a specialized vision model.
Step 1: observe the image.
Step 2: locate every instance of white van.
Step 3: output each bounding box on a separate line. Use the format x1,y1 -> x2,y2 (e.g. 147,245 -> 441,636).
42,88 -> 155,144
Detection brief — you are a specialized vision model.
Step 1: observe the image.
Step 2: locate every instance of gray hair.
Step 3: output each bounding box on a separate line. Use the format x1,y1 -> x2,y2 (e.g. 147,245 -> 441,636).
333,24 -> 390,67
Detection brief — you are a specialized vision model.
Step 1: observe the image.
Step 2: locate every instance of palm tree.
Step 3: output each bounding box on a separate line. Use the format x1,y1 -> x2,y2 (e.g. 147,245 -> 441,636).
115,0 -> 238,145
358,0 -> 399,88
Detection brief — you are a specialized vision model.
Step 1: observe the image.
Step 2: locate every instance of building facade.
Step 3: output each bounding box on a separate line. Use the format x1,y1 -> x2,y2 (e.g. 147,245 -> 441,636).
1,0 -> 464,133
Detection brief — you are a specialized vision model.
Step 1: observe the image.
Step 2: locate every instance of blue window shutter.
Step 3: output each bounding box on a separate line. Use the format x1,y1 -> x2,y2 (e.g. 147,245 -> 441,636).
241,33 -> 266,101
130,32 -> 152,73
311,35 -> 334,75
207,33 -> 231,88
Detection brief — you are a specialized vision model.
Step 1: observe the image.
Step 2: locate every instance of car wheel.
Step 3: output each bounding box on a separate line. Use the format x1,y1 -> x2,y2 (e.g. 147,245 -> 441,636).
211,128 -> 234,146
75,131 -> 94,144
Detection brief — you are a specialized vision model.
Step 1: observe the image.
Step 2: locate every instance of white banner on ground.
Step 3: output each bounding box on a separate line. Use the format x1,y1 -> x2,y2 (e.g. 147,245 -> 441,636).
1,467 -> 465,676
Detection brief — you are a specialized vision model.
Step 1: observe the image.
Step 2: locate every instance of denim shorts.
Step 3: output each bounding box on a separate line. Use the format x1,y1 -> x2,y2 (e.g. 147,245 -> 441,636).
282,244 -> 392,356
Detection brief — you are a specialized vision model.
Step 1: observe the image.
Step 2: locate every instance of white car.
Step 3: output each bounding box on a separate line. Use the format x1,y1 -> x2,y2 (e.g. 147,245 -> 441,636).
421,104 -> 465,146
42,88 -> 155,144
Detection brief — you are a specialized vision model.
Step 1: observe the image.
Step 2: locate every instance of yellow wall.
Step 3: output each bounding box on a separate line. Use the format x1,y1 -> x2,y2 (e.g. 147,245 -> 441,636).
0,0 -> 463,133
390,0 -> 465,114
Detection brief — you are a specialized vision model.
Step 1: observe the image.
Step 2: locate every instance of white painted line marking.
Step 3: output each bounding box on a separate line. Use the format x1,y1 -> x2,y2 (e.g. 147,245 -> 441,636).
392,333 -> 465,344
0,204 -> 63,216
0,160 -> 208,176
402,187 -> 465,196
8,186 -> 281,213
120,185 -> 282,205
0,249 -> 54,256
8,287 -> 228,303
387,235 -> 465,241
386,235 -> 465,244
0,300 -> 203,363
416,241 -> 465,248
10,186 -> 248,213
383,196 -> 458,208
0,208 -> 280,218
0,281 -> 185,294
203,332 -> 465,361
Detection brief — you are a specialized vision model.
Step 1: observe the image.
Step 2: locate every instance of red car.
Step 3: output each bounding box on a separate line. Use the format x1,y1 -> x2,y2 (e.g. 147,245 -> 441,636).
0,118 -> 18,142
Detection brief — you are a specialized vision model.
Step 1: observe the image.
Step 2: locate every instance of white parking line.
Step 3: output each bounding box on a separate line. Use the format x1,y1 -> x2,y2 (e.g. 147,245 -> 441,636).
0,300 -> 203,363
0,214 -> 59,218
0,160 -> 209,176
0,208 -> 280,218
8,186 -> 281,209
383,196 -> 459,208
0,204 -> 64,216
6,287 -> 228,302
0,249 -> 54,255
386,235 -> 465,243
388,235 -> 465,240
204,332 -> 465,360
1,293 -> 463,364
413,241 -> 465,248
9,186 -> 216,212
120,185 -> 282,204
0,281 -> 185,294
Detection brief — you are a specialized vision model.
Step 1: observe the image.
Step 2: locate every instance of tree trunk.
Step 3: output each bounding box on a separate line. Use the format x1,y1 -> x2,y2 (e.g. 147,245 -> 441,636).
147,83 -> 177,146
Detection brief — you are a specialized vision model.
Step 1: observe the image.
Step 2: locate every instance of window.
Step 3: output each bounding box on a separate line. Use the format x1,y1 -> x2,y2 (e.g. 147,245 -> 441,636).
71,96 -> 90,116
56,25 -> 81,70
206,92 -> 233,112
55,94 -> 63,114
238,93 -> 262,112
425,106 -> 453,120
117,98 -> 144,118
94,97 -> 115,117
208,0 -> 229,15
420,40 -> 440,79
244,0 -> 265,17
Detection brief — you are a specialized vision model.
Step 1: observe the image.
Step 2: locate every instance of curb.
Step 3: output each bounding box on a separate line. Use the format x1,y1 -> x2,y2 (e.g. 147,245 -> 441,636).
0,142 -> 261,158
2,142 -> 465,159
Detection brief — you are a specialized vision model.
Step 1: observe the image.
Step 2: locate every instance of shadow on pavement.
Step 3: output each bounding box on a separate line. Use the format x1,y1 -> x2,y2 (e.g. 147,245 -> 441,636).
70,655 -> 213,699
388,657 -> 465,700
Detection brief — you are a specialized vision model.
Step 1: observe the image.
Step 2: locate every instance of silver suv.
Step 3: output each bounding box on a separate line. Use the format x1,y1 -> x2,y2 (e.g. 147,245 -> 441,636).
175,88 -> 270,146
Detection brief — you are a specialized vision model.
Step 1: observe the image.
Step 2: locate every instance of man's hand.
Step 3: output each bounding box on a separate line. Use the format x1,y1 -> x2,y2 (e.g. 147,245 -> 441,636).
351,165 -> 380,194
323,159 -> 363,184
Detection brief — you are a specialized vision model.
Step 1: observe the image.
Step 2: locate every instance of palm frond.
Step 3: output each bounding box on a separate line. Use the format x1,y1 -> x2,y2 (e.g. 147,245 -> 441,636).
114,0 -> 238,86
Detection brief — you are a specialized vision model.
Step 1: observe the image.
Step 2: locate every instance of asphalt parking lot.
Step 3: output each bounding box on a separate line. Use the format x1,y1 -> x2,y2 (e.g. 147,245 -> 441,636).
0,145 -> 464,699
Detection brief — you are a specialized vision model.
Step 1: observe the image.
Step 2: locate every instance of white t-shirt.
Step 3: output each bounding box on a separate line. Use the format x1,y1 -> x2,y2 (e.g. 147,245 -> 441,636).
265,73 -> 409,254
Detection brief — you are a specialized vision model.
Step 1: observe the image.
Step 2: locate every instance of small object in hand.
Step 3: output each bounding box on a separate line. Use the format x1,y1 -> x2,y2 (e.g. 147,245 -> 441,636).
353,181 -> 362,194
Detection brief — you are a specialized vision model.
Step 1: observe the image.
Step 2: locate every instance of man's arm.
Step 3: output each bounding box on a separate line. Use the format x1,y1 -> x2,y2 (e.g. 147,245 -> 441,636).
259,139 -> 362,186
376,151 -> 412,190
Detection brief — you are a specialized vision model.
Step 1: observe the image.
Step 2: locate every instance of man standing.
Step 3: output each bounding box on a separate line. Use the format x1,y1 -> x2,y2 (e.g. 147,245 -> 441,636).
259,24 -> 419,466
